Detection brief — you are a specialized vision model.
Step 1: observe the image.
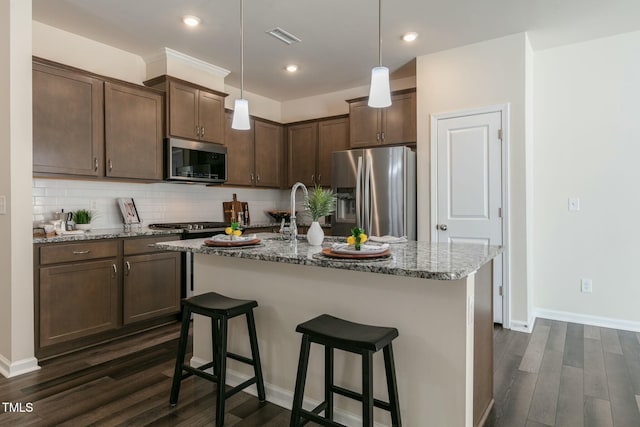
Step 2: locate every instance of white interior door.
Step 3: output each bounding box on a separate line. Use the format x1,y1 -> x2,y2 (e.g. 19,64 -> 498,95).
434,111 -> 504,323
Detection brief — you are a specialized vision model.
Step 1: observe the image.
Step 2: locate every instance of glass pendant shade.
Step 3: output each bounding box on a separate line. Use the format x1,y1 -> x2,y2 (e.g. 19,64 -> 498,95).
368,66 -> 391,108
231,98 -> 250,130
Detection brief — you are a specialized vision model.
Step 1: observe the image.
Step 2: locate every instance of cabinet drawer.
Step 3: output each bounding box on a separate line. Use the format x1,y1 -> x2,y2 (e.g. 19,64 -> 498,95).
123,235 -> 180,256
40,241 -> 119,265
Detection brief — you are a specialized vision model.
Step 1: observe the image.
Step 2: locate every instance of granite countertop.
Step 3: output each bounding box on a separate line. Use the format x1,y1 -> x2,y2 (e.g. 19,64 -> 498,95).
243,222 -> 332,229
155,234 -> 502,281
33,227 -> 181,244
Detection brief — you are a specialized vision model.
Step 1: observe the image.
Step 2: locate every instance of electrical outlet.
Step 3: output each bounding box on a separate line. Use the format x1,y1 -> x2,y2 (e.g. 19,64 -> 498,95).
568,197 -> 580,212
0,195 -> 6,215
581,278 -> 593,293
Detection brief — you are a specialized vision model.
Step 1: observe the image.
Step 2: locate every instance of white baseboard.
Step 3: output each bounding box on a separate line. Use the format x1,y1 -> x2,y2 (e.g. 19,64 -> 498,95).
0,355 -> 40,378
509,315 -> 536,333
190,356 -> 387,427
535,308 -> 640,332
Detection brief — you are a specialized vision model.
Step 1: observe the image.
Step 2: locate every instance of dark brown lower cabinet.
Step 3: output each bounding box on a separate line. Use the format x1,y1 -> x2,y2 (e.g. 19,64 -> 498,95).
39,259 -> 119,348
34,235 -> 181,359
123,252 -> 181,325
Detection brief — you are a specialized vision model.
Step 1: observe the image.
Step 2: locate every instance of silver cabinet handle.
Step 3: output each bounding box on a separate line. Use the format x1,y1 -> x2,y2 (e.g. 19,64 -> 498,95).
125,261 -> 131,276
376,132 -> 380,142
256,174 -> 261,183
311,174 -> 315,184
317,174 -> 321,184
201,127 -> 205,137
72,250 -> 90,255
437,224 -> 448,231
195,125 -> 200,137
112,264 -> 117,276
381,132 -> 385,141
147,243 -> 156,247
108,159 -> 113,172
250,173 -> 254,183
94,157 -> 99,171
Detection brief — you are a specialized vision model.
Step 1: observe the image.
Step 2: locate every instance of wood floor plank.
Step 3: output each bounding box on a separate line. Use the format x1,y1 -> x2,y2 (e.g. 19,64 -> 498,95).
584,325 -> 601,340
545,321 -> 567,353
584,397 -> 613,427
525,420 -> 552,427
494,352 -> 525,405
636,395 -> 640,414
619,330 -> 640,395
601,327 -> 623,355
563,323 -> 584,369
494,370 -> 538,427
555,365 -> 584,427
519,324 -> 551,373
603,351 -> 640,427
527,349 -> 563,426
584,337 -> 609,400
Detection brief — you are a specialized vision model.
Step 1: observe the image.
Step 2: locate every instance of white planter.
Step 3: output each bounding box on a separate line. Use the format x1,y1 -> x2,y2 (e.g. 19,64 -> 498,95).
75,224 -> 91,231
306,221 -> 324,246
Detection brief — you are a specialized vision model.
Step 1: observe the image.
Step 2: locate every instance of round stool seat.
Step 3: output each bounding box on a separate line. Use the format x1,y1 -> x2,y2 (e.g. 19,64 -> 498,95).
183,292 -> 257,316
296,314 -> 398,352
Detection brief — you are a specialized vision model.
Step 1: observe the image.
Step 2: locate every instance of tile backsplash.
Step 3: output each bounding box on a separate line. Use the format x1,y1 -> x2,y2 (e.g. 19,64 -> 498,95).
33,179 -> 291,229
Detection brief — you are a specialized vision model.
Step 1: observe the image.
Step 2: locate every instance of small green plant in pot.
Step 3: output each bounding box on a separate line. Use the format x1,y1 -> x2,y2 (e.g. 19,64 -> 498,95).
304,185 -> 336,245
73,209 -> 93,231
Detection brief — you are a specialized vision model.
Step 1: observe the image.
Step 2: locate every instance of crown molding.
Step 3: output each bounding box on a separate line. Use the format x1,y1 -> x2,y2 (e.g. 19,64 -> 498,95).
144,47 -> 230,79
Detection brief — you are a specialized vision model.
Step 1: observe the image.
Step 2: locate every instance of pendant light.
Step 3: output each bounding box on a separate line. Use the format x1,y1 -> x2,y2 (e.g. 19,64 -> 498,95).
368,0 -> 391,108
232,0 -> 250,130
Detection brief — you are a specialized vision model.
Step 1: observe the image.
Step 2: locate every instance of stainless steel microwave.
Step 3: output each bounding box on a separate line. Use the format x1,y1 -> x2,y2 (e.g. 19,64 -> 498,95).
166,138 -> 227,184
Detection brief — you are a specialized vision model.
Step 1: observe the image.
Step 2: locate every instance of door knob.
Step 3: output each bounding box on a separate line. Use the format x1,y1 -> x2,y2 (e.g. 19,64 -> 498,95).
437,224 -> 448,231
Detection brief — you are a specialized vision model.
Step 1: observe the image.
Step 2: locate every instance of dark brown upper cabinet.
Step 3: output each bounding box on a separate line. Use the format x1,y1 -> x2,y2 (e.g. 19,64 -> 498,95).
33,58 -> 164,181
254,120 -> 284,188
347,89 -> 416,148
33,61 -> 104,177
287,116 -> 349,188
145,75 -> 227,144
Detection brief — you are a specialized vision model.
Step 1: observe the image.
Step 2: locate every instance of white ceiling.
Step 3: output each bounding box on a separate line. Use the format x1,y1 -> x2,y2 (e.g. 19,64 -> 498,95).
32,0 -> 640,101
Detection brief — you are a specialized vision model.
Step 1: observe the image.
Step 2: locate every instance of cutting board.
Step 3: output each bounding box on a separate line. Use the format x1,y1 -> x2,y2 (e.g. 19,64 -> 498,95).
223,193 -> 249,223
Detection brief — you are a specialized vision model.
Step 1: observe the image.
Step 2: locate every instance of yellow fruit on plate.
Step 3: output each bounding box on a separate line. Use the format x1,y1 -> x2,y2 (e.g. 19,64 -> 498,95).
233,229 -> 242,236
225,227 -> 233,235
346,236 -> 356,246
360,234 -> 368,243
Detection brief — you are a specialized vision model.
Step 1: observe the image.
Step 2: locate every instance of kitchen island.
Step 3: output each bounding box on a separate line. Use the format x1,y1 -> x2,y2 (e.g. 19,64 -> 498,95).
156,236 -> 501,427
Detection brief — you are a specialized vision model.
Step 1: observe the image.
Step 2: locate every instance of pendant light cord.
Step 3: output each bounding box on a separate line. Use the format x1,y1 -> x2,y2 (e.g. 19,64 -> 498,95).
378,0 -> 382,67
240,0 -> 244,98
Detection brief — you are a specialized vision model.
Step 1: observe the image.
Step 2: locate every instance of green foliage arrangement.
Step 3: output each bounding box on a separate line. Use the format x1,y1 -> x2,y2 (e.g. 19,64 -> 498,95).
304,185 -> 337,221
73,209 -> 93,224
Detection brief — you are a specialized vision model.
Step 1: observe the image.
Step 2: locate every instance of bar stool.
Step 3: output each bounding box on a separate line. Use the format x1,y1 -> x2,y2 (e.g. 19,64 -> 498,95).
290,314 -> 401,427
170,292 -> 266,427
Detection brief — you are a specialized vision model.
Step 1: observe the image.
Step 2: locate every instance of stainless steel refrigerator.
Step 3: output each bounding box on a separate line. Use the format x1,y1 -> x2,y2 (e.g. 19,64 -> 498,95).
331,146 -> 416,239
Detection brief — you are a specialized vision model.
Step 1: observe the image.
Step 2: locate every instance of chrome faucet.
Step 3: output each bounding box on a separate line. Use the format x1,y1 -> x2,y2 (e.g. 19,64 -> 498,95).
289,182 -> 308,241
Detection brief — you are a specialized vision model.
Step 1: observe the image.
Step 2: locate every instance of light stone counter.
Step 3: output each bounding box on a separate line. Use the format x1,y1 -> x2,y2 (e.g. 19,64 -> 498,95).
156,235 -> 500,426
33,227 -> 180,244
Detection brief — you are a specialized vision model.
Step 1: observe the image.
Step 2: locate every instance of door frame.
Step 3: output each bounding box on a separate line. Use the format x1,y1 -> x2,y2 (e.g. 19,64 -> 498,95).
430,104 -> 511,328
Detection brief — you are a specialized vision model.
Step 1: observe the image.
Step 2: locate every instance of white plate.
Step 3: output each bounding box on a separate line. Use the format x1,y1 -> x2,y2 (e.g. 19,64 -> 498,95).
330,243 -> 389,255
209,233 -> 256,242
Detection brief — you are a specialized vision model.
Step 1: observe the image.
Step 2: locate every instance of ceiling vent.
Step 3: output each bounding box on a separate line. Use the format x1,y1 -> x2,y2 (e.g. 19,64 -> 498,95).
266,27 -> 302,45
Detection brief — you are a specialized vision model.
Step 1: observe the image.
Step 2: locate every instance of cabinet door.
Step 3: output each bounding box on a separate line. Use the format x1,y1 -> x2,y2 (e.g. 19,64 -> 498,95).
33,63 -> 104,176
224,112 -> 255,186
287,122 -> 318,187
349,100 -> 380,148
317,118 -> 349,187
123,252 -> 181,325
105,82 -> 163,180
255,120 -> 283,188
381,91 -> 417,145
39,259 -> 119,348
168,81 -> 200,140
198,90 -> 225,144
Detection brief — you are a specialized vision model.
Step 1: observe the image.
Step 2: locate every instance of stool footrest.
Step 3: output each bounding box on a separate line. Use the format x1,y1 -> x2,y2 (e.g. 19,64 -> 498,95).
331,384 -> 392,411
225,377 -> 257,399
227,351 -> 254,366
297,408 -> 346,427
182,364 -> 218,383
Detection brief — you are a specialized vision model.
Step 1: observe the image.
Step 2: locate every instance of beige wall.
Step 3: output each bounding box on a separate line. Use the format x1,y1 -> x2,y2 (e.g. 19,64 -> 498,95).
533,30 -> 640,325
416,33 -> 532,327
0,0 -> 37,377
224,85 -> 283,123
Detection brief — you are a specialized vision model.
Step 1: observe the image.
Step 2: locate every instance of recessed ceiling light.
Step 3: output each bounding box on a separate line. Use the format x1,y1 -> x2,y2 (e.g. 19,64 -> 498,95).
182,15 -> 201,27
402,32 -> 419,42
285,64 -> 298,73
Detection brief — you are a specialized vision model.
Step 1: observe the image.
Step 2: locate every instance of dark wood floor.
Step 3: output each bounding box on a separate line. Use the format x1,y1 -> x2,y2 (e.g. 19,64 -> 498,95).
1,319 -> 639,426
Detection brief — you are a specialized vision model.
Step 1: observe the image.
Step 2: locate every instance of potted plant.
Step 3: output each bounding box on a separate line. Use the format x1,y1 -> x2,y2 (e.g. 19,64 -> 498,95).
304,185 -> 336,245
73,209 -> 93,231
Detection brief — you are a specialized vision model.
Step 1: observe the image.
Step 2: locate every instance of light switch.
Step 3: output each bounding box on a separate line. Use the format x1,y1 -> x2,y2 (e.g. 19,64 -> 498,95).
0,195 -> 6,215
568,197 -> 580,212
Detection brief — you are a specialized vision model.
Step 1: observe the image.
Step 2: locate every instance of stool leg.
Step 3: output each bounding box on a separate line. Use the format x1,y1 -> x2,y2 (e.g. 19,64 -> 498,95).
383,343 -> 402,427
246,309 -> 266,401
290,335 -> 311,427
170,306 -> 191,405
325,346 -> 334,420
211,317 -> 219,375
362,350 -> 374,427
214,317 -> 228,427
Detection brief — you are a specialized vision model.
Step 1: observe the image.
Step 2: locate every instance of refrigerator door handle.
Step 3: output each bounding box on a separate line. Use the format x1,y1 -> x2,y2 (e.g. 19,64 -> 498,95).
364,156 -> 372,235
356,156 -> 363,229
